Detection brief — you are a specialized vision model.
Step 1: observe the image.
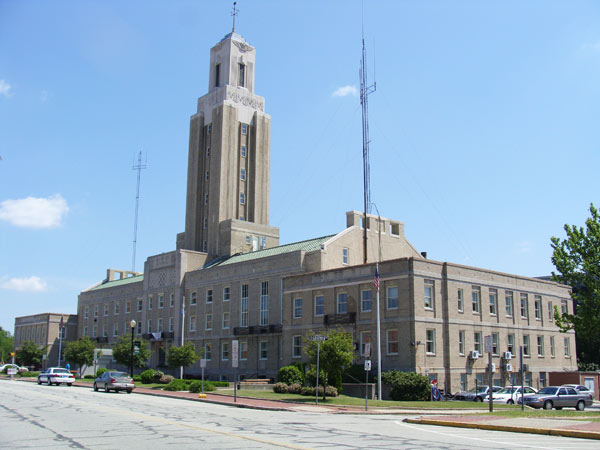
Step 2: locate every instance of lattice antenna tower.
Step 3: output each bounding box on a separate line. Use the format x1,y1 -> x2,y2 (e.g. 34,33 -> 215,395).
132,151 -> 147,272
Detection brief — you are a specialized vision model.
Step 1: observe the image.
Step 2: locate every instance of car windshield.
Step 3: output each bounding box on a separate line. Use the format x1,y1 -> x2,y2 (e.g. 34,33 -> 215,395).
109,372 -> 128,377
54,369 -> 69,374
475,386 -> 489,393
497,387 -> 518,394
538,387 -> 558,395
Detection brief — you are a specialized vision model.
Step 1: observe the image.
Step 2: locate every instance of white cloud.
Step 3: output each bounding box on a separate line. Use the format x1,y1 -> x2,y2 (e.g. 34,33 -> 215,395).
0,194 -> 69,228
0,79 -> 12,97
1,276 -> 48,292
517,240 -> 532,254
332,85 -> 358,97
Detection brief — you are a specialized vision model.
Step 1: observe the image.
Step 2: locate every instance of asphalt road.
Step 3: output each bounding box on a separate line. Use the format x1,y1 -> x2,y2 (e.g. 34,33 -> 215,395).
1,380 -> 598,449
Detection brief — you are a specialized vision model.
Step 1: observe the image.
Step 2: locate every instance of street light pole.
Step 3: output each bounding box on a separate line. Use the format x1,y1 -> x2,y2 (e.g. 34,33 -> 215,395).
129,320 -> 136,378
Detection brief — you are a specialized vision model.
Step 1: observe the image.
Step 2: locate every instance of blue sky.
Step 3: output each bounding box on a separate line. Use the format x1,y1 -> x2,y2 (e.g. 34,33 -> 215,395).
1,0 -> 599,335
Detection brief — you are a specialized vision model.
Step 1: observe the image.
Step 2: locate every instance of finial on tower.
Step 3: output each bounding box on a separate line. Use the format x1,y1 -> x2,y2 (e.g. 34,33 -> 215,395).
231,2 -> 239,33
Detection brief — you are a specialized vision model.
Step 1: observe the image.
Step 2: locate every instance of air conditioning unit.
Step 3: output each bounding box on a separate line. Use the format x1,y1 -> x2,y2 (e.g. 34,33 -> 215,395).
469,350 -> 480,360
490,363 -> 496,373
503,351 -> 512,360
523,364 -> 529,372
505,364 -> 513,372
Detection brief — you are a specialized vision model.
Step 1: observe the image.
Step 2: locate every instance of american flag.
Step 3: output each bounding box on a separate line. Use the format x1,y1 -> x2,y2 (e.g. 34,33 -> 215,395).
373,266 -> 380,291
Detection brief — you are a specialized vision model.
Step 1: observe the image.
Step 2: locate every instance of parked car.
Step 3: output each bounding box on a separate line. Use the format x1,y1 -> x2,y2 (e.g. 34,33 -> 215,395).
0,363 -> 27,374
453,385 -> 503,402
94,371 -> 135,393
37,367 -> 75,386
562,384 -> 594,401
521,386 -> 593,410
482,386 -> 537,404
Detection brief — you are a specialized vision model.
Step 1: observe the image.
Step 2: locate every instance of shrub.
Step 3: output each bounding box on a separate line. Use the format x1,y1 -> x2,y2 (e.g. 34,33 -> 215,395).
96,368 -> 108,378
287,383 -> 302,394
305,367 -> 327,388
210,381 -> 230,387
152,370 -> 165,383
203,382 -> 216,391
20,371 -> 40,378
301,386 -> 315,396
277,365 -> 303,385
381,370 -> 430,401
273,382 -> 288,393
325,385 -> 338,397
159,375 -> 174,384
140,369 -> 155,384
133,375 -> 142,382
84,374 -> 95,379
189,381 -> 203,393
163,379 -> 190,391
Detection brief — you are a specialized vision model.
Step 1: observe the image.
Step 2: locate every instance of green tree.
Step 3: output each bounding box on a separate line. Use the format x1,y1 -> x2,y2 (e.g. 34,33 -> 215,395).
112,335 -> 151,369
16,340 -> 44,368
166,342 -> 200,376
64,337 -> 96,377
0,327 -> 14,363
551,203 -> 600,365
304,328 -> 354,400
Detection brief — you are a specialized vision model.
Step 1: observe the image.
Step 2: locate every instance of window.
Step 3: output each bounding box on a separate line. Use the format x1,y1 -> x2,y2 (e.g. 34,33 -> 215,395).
114,303 -> 119,315
222,312 -> 230,329
474,332 -> 482,353
260,236 -> 266,249
259,340 -> 268,360
489,289 -> 497,315
292,336 -> 302,358
260,281 -> 269,326
387,286 -> 399,309
245,235 -> 251,244
136,322 -> 142,335
204,193 -> 208,205
137,299 -> 143,312
534,296 -> 542,320
241,123 -> 248,135
426,329 -> 436,354
206,289 -> 213,303
241,145 -> 247,157
387,329 -> 399,355
206,147 -> 210,158
337,293 -> 347,314
458,330 -> 465,355
84,306 -> 89,319
520,293 -> 529,318
523,335 -> 530,357
93,325 -> 97,337
507,334 -> 515,354
240,341 -> 248,360
202,240 -> 207,252
550,336 -> 555,357
240,168 -> 246,181
457,289 -> 464,312
240,192 -> 245,205
492,333 -> 499,355
238,63 -> 245,87
360,331 -> 372,356
460,373 -> 467,391
158,294 -> 164,309
424,280 -> 434,309
169,317 -> 173,332
157,318 -> 163,333
189,316 -> 196,332
539,372 -> 547,388
537,336 -> 544,356
342,248 -> 349,265
147,319 -> 152,333
148,296 -> 153,310
113,323 -> 118,337
221,342 -> 229,361
203,218 -> 207,229
561,300 -> 568,315
204,343 -> 212,360
361,289 -> 372,312
314,295 -> 324,316
505,291 -> 513,317
205,170 -> 209,181
472,286 -> 481,313
293,298 -> 302,318
223,287 -> 231,301
190,292 -> 197,305
215,63 -> 220,87
205,314 -> 213,330
390,223 -> 400,236
104,304 -> 108,316
170,294 -> 175,307
94,305 -> 98,318
241,284 -> 249,327
83,326 -> 88,337
548,301 -> 553,320
564,337 -> 571,357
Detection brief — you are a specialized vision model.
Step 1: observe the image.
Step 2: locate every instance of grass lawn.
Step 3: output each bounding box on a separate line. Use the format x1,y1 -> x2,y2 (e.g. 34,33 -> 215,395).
488,409 -> 600,420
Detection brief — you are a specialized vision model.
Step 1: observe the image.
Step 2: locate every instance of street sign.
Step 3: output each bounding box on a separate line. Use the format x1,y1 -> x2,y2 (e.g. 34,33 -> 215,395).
232,340 -> 239,368
309,335 -> 328,342
484,335 -> 493,353
7,368 -> 17,375
364,343 -> 371,358
364,360 -> 371,371
200,358 -> 206,368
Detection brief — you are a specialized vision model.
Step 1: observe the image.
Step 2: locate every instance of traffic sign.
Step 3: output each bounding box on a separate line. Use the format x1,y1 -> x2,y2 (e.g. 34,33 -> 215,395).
364,343 -> 371,358
232,340 -> 239,368
309,335 -> 328,342
364,360 -> 371,371
200,358 -> 207,368
484,335 -> 493,353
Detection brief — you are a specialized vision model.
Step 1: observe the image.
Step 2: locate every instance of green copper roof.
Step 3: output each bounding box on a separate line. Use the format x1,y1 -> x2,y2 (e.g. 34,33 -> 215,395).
89,274 -> 143,291
216,234 -> 335,267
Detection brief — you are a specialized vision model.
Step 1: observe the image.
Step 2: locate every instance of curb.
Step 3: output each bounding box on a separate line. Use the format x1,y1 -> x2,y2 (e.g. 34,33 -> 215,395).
404,417 -> 600,440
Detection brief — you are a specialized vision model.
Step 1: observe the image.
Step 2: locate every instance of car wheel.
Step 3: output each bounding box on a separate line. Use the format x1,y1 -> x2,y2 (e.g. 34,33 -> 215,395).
47,379 -> 53,386
576,400 -> 585,411
475,397 -> 483,402
543,400 -> 553,410
93,382 -> 98,392
126,389 -> 132,394
105,384 -> 110,393
507,400 -> 514,405
37,379 -> 42,385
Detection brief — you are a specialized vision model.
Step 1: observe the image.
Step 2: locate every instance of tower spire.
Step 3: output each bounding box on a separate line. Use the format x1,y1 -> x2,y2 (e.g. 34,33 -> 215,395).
231,2 -> 238,33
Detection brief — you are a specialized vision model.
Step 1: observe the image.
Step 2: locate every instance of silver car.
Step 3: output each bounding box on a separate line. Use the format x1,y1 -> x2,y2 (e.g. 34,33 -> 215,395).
521,386 -> 593,410
453,385 -> 503,402
93,371 -> 135,393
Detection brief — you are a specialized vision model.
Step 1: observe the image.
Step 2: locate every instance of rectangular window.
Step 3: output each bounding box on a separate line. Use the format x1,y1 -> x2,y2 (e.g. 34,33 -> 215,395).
241,145 -> 247,157
507,334 -> 515,354
537,335 -> 544,356
221,342 -> 229,361
460,373 -> 467,391
204,343 -> 212,360
104,304 -> 108,316
241,123 -> 248,135
205,170 -> 209,181
458,330 -> 465,355
539,372 -> 547,388
169,317 -> 173,332
564,337 -> 570,357
92,325 -> 97,337
126,301 -> 131,313
548,301 -> 553,320
113,323 -> 118,336
534,296 -> 542,319
472,286 -> 481,313
147,319 -> 152,333
94,306 -> 98,318
260,281 -> 269,326
387,286 -> 399,309
206,289 -> 213,304
424,280 -> 434,309
114,303 -> 119,315
83,326 -> 88,337
387,329 -> 399,355
157,318 -> 163,333
361,289 -> 372,312
238,63 -> 245,87
523,335 -> 530,356
204,193 -> 209,205
337,293 -> 347,314
505,291 -> 513,317
474,332 -> 482,353
314,295 -> 324,316
293,298 -> 302,318
137,299 -> 143,312
292,335 -> 302,358
240,192 -> 245,205
520,294 -> 528,318
215,63 -> 220,87
240,168 -> 246,181
189,316 -> 196,332
190,292 -> 197,305
223,287 -> 231,301
158,294 -> 164,309
241,284 -> 249,327
222,312 -> 230,329
203,218 -> 207,229
205,314 -> 213,330
492,332 -> 499,355
84,306 -> 89,319
561,300 -> 568,315
342,248 -> 349,265
360,331 -> 372,356
136,322 -> 142,335
489,289 -> 497,315
426,329 -> 436,354
148,296 -> 153,310
457,289 -> 464,313
550,336 -> 555,357
170,294 -> 175,307
240,341 -> 248,360
259,340 -> 268,360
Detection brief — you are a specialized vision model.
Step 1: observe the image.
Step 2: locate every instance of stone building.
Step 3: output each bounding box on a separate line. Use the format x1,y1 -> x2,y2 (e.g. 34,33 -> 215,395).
76,27 -> 577,394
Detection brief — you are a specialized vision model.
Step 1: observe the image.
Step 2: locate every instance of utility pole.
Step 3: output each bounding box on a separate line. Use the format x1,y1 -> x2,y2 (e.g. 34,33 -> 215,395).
132,151 -> 147,272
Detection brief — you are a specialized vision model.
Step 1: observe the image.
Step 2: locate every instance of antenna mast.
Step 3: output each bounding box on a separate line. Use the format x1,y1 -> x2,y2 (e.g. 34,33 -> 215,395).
132,151 -> 147,272
360,24 -> 376,264
231,2 -> 238,32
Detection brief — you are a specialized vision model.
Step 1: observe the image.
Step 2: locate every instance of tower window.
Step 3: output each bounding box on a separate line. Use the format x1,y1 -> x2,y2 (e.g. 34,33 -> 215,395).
215,64 -> 220,87
204,194 -> 209,205
205,170 -> 209,180
240,169 -> 246,181
238,63 -> 245,87
241,146 -> 246,157
240,192 -> 245,205
206,147 -> 210,158
241,123 -> 248,135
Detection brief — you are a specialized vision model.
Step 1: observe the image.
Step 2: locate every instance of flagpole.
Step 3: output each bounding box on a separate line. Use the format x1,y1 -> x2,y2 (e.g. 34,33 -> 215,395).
376,261 -> 381,401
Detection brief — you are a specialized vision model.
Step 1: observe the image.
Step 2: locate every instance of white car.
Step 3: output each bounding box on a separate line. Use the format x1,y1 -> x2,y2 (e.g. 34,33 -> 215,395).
0,363 -> 27,373
37,367 -> 75,386
483,386 -> 537,404
453,385 -> 503,402
562,384 -> 594,401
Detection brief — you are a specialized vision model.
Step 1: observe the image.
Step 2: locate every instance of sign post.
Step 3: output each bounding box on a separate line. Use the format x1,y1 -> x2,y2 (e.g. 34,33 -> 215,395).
484,335 -> 493,412
232,340 -> 239,403
364,359 -> 371,411
310,335 -> 328,405
200,358 -> 206,394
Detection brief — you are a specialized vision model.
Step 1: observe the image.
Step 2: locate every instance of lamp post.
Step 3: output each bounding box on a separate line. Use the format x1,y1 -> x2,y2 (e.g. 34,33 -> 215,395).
129,320 -> 136,378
